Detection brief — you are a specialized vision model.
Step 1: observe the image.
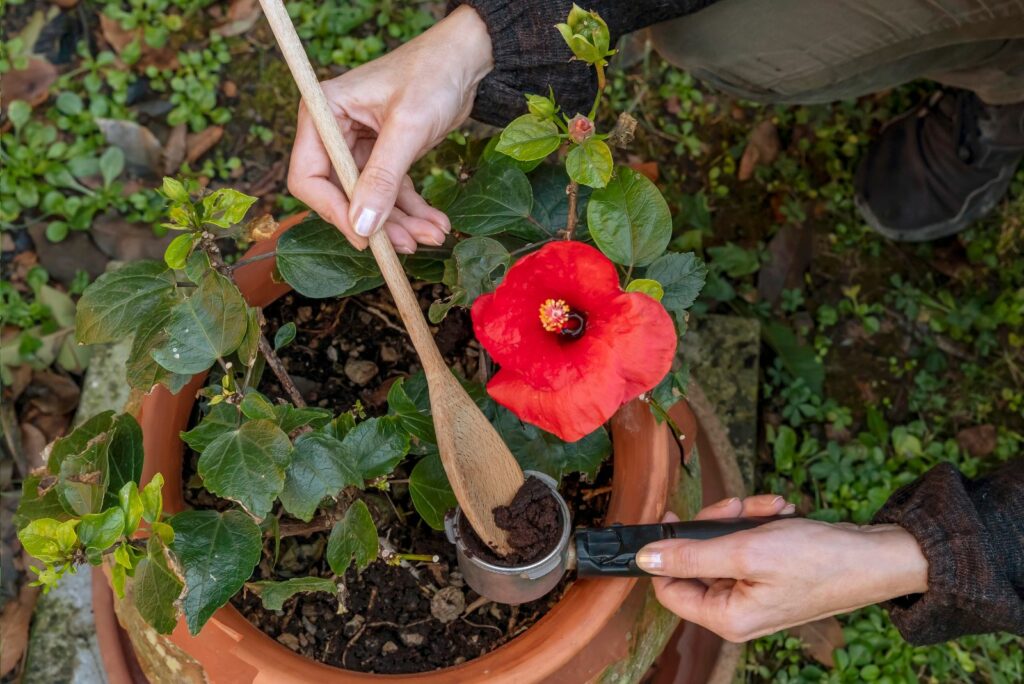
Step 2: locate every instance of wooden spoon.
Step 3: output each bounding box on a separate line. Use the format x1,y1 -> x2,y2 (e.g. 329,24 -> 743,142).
258,0 -> 523,554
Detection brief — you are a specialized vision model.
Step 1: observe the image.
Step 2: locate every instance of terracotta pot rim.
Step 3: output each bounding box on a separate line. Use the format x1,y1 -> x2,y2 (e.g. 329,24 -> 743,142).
136,214 -> 679,682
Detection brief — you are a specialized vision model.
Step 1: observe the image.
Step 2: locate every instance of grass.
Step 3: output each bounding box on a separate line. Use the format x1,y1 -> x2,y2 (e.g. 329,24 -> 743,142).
2,1 -> 1022,680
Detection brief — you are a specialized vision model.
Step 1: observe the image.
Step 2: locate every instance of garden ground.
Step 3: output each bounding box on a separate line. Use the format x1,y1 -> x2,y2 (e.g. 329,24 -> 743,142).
2,0 -> 1023,681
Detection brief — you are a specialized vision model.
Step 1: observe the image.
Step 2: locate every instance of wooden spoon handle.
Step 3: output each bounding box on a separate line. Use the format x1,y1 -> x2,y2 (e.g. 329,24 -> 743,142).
258,0 -> 447,377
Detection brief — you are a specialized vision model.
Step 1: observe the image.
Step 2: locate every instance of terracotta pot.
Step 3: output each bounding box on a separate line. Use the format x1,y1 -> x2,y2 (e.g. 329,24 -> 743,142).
123,215 -> 729,683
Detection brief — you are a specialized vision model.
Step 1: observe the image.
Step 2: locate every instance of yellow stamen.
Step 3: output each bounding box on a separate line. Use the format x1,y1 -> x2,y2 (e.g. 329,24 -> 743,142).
539,298 -> 571,332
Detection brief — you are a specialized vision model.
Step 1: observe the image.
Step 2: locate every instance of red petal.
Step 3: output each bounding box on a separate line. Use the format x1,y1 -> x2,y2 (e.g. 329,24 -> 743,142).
593,292 -> 678,402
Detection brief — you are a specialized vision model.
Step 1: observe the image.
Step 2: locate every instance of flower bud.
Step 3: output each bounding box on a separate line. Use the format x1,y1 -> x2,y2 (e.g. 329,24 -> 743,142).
555,4 -> 614,65
568,114 -> 595,143
526,93 -> 557,119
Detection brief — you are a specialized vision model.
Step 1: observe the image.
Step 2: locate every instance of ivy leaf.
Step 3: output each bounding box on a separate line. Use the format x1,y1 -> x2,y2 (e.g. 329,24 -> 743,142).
566,138 -> 613,189
126,306 -> 191,394
18,518 -> 79,564
387,377 -> 435,444
445,158 -> 535,237
239,392 -> 276,421
152,270 -> 248,375
494,406 -> 610,479
170,509 -> 262,635
273,405 -> 332,434
141,473 -> 164,524
236,306 -> 261,368
494,114 -> 562,162
56,434 -> 109,516
76,262 -> 175,344
587,167 -> 671,268
276,218 -> 383,298
247,577 -> 337,611
326,501 -> 377,576
14,474 -> 70,528
341,417 -> 409,481
625,278 -> 664,301
197,420 -> 292,519
118,481 -> 144,536
164,233 -> 195,270
200,188 -> 257,229
645,252 -> 707,312
273,322 -> 296,350
180,402 -> 240,453
279,432 -> 361,523
104,413 -> 144,508
409,452 -> 456,530
77,507 -> 126,556
429,237 -> 509,323
133,537 -> 184,635
48,411 -> 114,472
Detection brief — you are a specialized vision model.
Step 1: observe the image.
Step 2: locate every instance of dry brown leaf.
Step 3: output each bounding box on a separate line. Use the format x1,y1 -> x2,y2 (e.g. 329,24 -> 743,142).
957,425 -> 997,458
186,125 -> 224,163
248,214 -> 279,241
789,616 -> 845,667
99,13 -> 139,55
738,120 -> 781,181
0,584 -> 40,677
757,224 -> 812,305
96,118 -> 163,177
26,370 -> 81,415
19,423 -> 48,471
628,161 -> 659,182
91,213 -> 174,261
215,0 -> 262,37
1,57 -> 57,110
163,123 -> 187,175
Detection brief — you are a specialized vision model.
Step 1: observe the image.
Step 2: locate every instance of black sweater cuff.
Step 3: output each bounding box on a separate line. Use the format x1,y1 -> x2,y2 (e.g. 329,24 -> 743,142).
873,460 -> 1024,645
447,0 -> 719,126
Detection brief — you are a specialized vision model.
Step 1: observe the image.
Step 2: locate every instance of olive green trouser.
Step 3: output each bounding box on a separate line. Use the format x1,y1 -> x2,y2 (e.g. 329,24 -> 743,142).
651,0 -> 1024,105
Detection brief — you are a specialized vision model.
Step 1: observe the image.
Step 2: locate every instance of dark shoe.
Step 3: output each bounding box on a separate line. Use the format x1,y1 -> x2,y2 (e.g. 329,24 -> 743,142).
855,89 -> 1024,242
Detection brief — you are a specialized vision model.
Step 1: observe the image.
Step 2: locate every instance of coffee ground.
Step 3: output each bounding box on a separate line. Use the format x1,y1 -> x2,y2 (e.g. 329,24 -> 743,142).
460,476 -> 564,567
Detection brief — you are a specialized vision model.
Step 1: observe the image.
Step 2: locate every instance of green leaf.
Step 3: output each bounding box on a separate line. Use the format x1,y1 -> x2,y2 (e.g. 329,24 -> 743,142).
18,518 -> 79,564
625,278 -> 664,301
184,249 -> 211,282
529,165 -> 590,239
409,453 -> 456,530
566,139 -> 613,189
118,481 -> 144,536
111,564 -> 127,599
236,305 -> 261,367
494,406 -> 611,479
240,392 -> 276,421
341,417 -> 409,481
56,433 -> 110,516
47,411 -> 114,473
15,474 -> 70,528
279,432 -> 361,522
76,262 -> 175,344
494,114 -> 562,162
201,188 -> 257,228
707,242 -> 760,278
587,167 -> 671,268
326,501 -> 378,576
105,413 -> 144,508
387,378 -> 435,444
77,507 -> 126,555
276,218 -> 383,298
133,537 -> 184,634
151,521 -> 175,544
445,158 -> 535,238
170,509 -> 261,635
126,306 -> 192,394
181,402 -> 240,452
273,405 -> 332,434
99,147 -> 125,187
248,577 -> 337,611
197,419 -> 292,519
56,92 -> 84,115
161,177 -> 190,204
273,322 -> 296,350
164,233 -> 195,270
152,270 -> 247,374
429,237 -> 509,322
763,320 -> 824,396
645,252 -> 707,312
8,100 -> 32,129
141,473 -> 164,524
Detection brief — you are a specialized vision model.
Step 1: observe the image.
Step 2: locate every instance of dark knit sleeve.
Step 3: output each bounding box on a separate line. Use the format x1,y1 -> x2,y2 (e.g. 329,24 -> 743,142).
446,0 -> 720,126
873,459 -> 1024,645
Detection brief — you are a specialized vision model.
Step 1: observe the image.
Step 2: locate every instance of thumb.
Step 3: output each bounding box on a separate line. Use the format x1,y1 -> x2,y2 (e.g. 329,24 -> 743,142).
635,534 -> 744,579
348,118 -> 421,238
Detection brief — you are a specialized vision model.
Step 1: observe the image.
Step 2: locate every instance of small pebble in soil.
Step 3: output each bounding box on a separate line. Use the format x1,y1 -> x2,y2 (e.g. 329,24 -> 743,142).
430,586 -> 465,624
344,358 -> 379,386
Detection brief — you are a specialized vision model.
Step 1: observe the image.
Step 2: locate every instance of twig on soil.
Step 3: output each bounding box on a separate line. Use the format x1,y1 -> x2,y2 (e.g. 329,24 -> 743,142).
463,595 -> 490,616
460,616 -> 503,635
581,485 -> 613,502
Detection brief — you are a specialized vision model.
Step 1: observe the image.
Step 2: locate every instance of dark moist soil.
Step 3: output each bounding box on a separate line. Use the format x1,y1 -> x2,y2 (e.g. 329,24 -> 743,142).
459,476 -> 563,567
181,289 -> 616,674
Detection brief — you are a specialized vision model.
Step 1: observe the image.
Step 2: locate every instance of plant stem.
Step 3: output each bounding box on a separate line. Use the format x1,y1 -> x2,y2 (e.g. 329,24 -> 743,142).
396,553 -> 439,563
588,63 -> 607,119
565,181 -> 580,239
647,395 -> 695,478
257,331 -> 306,407
227,251 -> 276,273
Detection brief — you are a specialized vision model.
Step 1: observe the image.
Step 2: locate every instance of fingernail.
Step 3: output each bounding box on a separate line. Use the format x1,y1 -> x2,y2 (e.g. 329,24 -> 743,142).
636,550 -> 663,571
431,232 -> 446,246
781,503 -> 796,515
397,244 -> 416,254
714,497 -> 740,508
354,208 -> 381,237
771,496 -> 785,507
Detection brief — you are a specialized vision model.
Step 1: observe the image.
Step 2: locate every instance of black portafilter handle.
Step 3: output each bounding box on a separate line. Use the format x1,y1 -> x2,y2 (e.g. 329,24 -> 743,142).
574,517 -> 780,577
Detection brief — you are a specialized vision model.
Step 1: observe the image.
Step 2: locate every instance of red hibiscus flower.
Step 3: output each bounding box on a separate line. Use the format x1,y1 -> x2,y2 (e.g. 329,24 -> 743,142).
471,241 -> 677,442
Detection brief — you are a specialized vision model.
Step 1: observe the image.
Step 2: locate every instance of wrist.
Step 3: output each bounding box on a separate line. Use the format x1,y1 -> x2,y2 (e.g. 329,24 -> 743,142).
867,524 -> 929,598
441,5 -> 494,85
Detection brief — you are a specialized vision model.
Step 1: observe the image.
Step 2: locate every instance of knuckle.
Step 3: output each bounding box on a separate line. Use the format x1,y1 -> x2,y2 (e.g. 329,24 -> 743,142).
668,543 -> 702,577
732,540 -> 760,575
363,166 -> 399,196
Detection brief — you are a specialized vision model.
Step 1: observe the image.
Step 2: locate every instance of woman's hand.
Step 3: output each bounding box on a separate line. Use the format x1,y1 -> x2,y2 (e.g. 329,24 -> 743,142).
639,495 -> 929,642
288,6 -> 493,253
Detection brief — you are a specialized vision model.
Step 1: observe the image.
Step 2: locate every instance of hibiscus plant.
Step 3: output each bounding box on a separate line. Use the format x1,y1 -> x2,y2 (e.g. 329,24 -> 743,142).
14,5 -> 706,639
